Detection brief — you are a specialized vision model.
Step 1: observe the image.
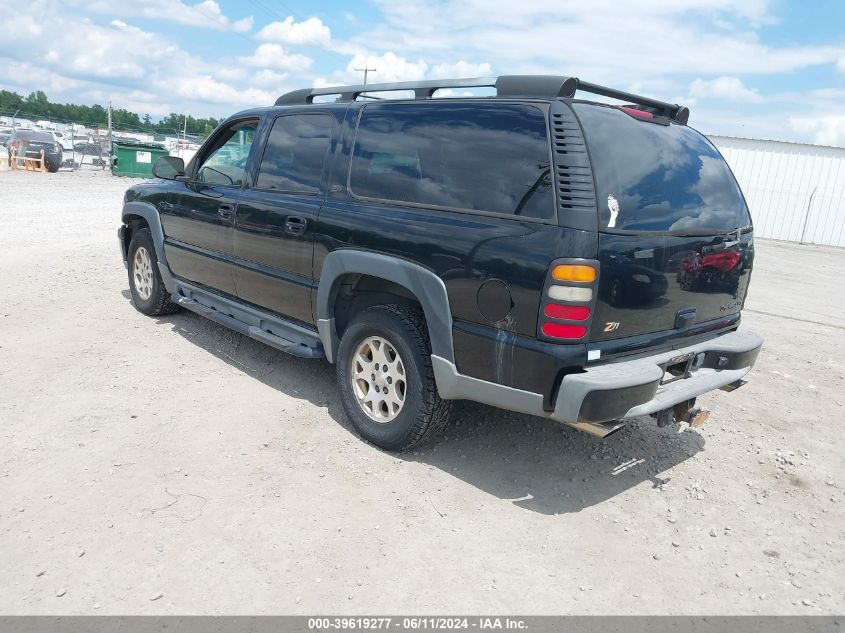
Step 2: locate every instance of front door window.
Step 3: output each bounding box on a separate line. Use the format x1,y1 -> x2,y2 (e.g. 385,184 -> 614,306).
195,120 -> 258,187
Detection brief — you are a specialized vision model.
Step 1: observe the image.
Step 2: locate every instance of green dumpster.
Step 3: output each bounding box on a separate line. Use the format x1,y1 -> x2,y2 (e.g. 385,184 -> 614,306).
111,142 -> 169,178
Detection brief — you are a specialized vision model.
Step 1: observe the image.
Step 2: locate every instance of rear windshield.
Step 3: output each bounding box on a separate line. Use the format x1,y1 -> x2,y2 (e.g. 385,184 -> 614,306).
573,104 -> 750,234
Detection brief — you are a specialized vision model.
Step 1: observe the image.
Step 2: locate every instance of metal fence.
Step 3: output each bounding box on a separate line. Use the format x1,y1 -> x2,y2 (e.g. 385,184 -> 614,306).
709,135 -> 845,247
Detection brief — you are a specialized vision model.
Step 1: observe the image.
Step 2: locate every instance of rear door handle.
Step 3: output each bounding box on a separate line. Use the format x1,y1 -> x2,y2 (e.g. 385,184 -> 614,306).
218,204 -> 235,220
285,216 -> 307,235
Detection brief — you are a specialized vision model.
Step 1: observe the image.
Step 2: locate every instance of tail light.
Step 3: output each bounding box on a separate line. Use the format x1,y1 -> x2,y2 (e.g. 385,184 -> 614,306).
620,106 -> 655,119
537,258 -> 599,342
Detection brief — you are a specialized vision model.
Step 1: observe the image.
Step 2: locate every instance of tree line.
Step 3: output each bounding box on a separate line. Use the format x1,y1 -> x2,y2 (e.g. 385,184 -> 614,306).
0,90 -> 221,138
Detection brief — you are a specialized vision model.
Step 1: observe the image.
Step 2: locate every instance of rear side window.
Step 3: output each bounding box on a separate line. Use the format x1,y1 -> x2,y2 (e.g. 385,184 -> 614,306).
256,114 -> 333,194
574,104 -> 751,233
349,103 -> 555,219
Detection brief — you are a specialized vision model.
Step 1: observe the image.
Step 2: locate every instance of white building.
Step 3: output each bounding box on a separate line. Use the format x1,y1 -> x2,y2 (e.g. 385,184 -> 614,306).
709,136 -> 845,248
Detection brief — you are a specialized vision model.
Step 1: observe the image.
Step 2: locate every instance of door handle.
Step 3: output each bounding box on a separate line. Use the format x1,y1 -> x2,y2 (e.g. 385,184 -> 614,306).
285,216 -> 307,235
218,204 -> 235,220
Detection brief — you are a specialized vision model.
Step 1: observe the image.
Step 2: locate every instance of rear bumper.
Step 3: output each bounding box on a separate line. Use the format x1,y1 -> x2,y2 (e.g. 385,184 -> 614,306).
432,329 -> 762,427
553,329 -> 762,423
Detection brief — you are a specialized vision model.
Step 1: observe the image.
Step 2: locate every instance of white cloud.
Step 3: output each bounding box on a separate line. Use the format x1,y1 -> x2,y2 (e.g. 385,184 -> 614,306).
789,116 -> 845,147
215,67 -> 248,83
313,51 -> 430,89
79,0 -> 253,32
429,61 -> 493,79
0,6 -> 270,117
345,52 -> 429,83
239,44 -> 313,71
0,18 -> 179,81
0,59 -> 82,95
356,0 -> 843,85
688,76 -> 763,103
252,70 -> 290,88
256,16 -> 331,47
171,76 -> 275,106
4,13 -> 43,37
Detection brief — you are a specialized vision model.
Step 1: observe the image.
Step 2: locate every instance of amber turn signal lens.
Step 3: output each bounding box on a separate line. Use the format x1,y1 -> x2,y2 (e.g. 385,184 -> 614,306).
552,264 -> 596,282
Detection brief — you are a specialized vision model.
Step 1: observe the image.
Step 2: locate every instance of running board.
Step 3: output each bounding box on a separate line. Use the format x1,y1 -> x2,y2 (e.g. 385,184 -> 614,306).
174,294 -> 324,359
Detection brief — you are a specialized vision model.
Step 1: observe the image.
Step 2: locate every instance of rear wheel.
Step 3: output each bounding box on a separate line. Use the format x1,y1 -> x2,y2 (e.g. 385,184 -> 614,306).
127,228 -> 179,316
336,305 -> 451,451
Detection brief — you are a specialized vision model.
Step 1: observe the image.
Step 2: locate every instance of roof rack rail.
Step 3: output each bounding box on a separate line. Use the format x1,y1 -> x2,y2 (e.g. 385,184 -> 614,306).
275,75 -> 689,123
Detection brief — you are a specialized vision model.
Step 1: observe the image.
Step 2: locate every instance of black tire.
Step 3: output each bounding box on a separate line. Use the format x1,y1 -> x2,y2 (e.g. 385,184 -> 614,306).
127,228 -> 179,316
45,155 -> 60,173
336,304 -> 451,451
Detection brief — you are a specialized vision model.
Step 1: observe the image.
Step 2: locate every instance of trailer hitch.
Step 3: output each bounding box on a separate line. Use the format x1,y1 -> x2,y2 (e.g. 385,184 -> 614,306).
653,399 -> 710,431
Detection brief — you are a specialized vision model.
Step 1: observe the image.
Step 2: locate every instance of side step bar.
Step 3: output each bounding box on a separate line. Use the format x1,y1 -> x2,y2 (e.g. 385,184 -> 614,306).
174,294 -> 324,359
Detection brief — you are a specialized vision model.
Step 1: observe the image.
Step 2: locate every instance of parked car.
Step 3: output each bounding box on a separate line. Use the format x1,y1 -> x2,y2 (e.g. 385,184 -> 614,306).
117,75 -> 762,450
0,127 -> 12,146
6,129 -> 62,171
52,130 -> 74,151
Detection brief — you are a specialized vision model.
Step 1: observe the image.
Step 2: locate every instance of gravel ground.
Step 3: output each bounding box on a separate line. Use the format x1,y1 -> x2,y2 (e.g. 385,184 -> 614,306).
0,168 -> 842,614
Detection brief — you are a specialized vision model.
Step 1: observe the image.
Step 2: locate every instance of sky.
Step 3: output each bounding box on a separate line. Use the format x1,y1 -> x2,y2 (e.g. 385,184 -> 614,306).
1,0 -> 844,146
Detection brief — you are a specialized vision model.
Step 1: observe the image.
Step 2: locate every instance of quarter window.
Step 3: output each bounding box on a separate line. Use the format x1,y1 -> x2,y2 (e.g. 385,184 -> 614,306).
256,114 -> 333,194
349,103 -> 554,219
196,120 -> 257,187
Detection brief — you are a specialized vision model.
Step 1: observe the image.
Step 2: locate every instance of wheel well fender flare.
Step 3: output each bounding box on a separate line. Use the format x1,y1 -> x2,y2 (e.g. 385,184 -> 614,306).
121,201 -> 176,293
316,250 -> 454,364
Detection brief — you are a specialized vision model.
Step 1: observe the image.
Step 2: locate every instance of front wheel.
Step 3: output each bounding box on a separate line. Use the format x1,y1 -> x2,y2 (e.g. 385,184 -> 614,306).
336,305 -> 451,451
127,228 -> 179,316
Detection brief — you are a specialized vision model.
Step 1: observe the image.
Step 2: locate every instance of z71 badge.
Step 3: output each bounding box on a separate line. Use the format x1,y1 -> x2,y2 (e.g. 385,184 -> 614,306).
604,321 -> 621,332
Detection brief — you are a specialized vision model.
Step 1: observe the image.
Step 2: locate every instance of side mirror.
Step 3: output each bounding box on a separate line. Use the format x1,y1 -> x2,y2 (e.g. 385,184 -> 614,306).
152,155 -> 185,180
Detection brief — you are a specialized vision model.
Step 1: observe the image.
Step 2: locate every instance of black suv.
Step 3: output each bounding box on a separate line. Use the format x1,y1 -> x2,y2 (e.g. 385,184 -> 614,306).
118,75 -> 762,450
7,129 -> 63,172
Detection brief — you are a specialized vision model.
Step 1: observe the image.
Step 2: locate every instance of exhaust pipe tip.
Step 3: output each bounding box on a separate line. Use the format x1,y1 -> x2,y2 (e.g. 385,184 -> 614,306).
565,420 -> 627,438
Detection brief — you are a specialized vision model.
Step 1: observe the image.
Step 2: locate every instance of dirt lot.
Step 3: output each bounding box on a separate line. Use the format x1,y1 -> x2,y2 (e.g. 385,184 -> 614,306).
0,169 -> 842,614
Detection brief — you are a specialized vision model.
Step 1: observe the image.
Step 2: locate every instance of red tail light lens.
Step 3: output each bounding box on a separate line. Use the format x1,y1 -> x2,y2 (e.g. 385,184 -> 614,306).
541,323 -> 587,339
544,304 -> 590,321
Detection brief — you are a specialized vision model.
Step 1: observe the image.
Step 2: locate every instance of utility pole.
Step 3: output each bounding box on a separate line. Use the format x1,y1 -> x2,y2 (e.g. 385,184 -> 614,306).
12,109 -> 19,128
354,66 -> 377,86
107,100 -> 113,170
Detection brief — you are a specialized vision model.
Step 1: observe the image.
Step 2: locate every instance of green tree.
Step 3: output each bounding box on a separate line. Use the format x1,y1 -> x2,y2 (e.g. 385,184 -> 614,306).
0,90 -> 224,137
